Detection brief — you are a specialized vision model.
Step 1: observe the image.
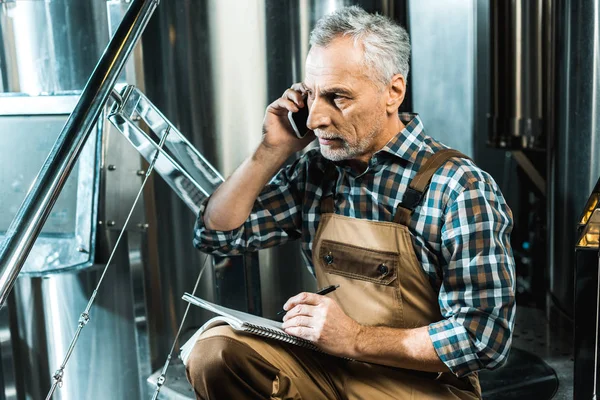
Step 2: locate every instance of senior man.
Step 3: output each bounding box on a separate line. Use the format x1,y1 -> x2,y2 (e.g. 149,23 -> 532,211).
186,5 -> 515,400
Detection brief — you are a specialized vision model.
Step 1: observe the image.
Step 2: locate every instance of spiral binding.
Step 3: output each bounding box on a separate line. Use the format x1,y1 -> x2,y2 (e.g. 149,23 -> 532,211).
243,323 -> 320,352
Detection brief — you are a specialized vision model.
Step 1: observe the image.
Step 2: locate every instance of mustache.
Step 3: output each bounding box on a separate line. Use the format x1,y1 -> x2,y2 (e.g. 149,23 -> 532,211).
315,130 -> 342,140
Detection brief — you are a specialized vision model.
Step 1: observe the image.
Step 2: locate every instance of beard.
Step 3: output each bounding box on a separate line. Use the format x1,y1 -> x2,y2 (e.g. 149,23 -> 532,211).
317,117 -> 383,162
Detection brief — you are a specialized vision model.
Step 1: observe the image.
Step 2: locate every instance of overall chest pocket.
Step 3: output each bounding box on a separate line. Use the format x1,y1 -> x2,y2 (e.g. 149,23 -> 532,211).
318,239 -> 399,285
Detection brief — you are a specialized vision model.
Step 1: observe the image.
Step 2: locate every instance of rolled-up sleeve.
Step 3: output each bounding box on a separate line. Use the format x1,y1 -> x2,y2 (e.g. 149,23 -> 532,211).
193,156 -> 308,256
428,180 -> 516,377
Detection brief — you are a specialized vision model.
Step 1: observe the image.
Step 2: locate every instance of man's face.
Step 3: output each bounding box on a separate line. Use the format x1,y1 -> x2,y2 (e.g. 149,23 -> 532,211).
304,37 -> 388,163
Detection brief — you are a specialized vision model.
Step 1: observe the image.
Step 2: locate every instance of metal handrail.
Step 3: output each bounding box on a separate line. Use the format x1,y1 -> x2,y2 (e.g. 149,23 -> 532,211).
0,0 -> 160,307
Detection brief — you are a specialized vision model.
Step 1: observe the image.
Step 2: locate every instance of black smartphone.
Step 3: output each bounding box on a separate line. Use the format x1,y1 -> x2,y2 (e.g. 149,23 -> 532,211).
288,104 -> 310,139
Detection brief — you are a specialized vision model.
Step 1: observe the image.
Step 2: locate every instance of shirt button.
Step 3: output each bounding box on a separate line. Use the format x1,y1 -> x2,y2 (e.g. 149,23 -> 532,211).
377,263 -> 389,276
323,252 -> 334,265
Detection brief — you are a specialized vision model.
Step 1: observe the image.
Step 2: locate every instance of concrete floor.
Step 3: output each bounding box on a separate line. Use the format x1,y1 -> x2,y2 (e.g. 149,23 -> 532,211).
510,306 -> 573,400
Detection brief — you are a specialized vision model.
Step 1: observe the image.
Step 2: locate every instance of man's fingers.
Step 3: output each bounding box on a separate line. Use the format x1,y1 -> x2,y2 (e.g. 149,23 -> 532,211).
281,315 -> 312,329
283,292 -> 322,312
289,82 -> 306,93
283,87 -> 305,108
282,303 -> 317,322
267,97 -> 299,115
284,326 -> 314,341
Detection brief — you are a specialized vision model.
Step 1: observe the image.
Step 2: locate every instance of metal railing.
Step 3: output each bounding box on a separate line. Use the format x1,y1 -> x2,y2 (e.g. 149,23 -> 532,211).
0,0 -> 160,307
108,85 -> 224,215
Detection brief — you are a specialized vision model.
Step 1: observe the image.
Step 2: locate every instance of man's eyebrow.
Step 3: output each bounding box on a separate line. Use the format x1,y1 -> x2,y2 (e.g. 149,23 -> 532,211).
320,87 -> 353,96
303,85 -> 353,97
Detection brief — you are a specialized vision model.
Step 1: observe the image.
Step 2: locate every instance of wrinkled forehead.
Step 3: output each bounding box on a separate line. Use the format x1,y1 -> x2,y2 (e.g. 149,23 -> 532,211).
304,38 -> 369,89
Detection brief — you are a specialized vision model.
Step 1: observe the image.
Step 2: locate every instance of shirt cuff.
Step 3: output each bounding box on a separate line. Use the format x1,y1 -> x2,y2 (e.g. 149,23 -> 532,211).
428,318 -> 482,377
193,196 -> 240,254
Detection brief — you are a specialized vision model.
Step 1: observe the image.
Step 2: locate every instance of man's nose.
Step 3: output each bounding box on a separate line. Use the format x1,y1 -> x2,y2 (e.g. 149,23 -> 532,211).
306,97 -> 331,130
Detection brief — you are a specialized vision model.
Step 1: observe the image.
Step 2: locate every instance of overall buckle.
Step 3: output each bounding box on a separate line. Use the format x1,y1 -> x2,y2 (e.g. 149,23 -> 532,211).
400,187 -> 425,211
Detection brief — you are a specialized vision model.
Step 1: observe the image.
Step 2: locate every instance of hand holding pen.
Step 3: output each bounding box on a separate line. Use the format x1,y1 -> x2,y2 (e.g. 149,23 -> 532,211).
280,283 -> 360,357
277,284 -> 340,316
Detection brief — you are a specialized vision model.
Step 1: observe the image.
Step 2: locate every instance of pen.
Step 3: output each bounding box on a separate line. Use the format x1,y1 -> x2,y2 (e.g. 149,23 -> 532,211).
276,284 -> 340,316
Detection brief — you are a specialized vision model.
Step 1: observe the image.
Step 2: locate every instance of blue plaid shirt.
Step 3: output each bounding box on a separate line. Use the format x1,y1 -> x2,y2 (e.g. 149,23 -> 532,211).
194,114 -> 516,377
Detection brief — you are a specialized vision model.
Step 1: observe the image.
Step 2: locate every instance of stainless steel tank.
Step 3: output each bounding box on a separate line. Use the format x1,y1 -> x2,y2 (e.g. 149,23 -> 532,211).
0,1 -> 108,94
409,0 -> 476,156
0,2 -> 153,399
550,0 -> 600,318
488,0 -> 551,150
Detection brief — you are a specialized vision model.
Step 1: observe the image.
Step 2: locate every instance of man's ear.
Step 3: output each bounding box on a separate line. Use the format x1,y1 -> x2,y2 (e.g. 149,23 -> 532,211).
386,74 -> 406,114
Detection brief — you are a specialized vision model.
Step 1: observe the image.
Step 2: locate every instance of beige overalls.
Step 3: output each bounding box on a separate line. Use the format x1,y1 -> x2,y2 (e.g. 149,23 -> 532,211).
186,149 -> 481,399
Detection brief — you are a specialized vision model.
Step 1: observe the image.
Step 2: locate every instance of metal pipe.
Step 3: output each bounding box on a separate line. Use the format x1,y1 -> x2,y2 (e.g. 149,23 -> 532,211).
0,0 -> 159,307
110,87 -> 124,105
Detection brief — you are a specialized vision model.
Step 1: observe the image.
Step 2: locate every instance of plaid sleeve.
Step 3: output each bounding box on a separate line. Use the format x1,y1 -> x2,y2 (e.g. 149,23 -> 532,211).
192,156 -> 307,256
428,179 -> 516,377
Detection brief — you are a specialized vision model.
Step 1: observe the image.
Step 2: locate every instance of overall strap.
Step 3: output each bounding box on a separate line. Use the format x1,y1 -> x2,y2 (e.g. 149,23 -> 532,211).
393,149 -> 470,225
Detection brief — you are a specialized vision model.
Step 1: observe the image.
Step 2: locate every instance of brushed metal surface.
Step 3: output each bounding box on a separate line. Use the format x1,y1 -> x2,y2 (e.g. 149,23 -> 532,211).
13,243 -> 144,400
0,1 -> 158,398
489,0 -> 548,150
409,0 -> 475,156
0,0 -> 158,306
550,0 -> 600,317
0,1 -> 108,94
0,95 -> 100,276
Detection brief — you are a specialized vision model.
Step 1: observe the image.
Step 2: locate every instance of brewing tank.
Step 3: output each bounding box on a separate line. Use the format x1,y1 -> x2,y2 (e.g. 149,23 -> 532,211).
488,0 -> 550,150
0,2 -> 152,399
550,0 -> 600,317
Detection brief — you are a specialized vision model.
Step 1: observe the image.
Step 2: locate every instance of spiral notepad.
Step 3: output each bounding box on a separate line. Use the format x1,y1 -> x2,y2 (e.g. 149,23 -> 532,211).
180,292 -> 319,365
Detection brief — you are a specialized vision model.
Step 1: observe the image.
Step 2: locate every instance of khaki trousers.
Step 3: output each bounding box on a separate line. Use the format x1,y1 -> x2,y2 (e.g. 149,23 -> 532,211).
185,325 -> 480,400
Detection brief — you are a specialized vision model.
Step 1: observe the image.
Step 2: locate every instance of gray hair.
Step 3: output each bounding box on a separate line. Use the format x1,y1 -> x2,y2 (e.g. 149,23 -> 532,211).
309,6 -> 411,87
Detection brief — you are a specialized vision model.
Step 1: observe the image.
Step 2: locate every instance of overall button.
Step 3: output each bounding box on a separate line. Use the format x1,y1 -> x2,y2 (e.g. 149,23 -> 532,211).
323,252 -> 334,265
377,263 -> 389,276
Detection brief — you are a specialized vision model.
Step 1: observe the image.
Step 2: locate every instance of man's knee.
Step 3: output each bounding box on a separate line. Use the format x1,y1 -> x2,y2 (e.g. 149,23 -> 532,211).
187,336 -> 242,382
186,334 -> 278,398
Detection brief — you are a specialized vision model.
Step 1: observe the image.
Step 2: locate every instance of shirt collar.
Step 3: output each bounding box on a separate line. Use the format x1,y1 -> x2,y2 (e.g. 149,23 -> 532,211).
377,113 -> 425,165
318,113 -> 426,173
